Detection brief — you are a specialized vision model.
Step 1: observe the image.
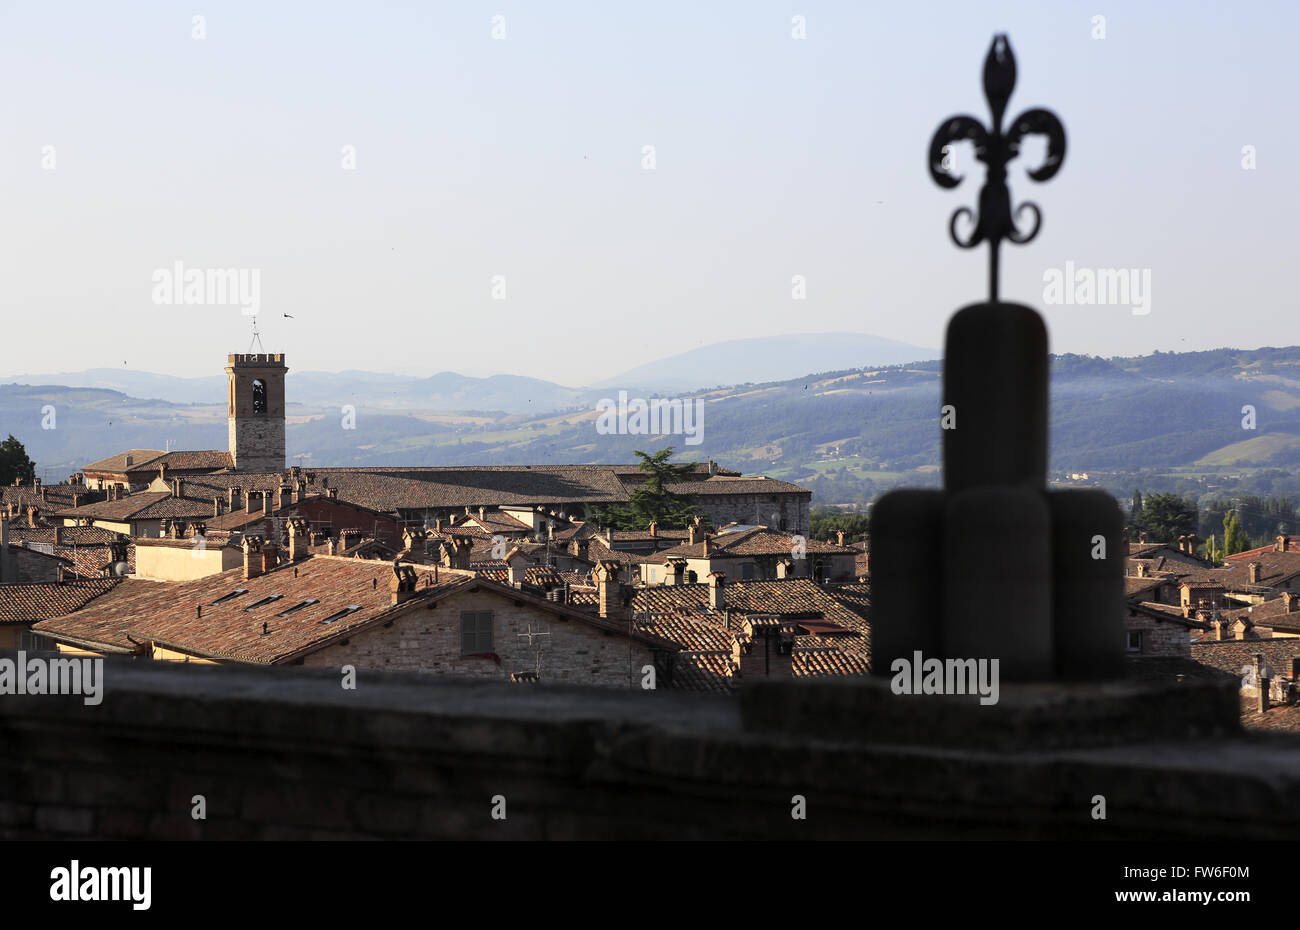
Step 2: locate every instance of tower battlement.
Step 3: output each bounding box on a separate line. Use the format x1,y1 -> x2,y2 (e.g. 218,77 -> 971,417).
226,353 -> 287,367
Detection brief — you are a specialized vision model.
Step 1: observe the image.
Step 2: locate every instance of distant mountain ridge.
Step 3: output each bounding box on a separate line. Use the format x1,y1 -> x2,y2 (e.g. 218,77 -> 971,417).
1,332 -> 935,413
8,345 -> 1300,501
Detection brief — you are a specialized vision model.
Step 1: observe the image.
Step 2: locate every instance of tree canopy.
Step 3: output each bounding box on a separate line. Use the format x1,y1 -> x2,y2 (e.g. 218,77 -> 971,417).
591,447 -> 702,530
1135,492 -> 1197,543
0,435 -> 35,487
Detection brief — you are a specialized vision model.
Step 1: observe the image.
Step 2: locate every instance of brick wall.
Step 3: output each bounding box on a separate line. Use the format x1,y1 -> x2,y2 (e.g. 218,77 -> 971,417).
300,589 -> 656,688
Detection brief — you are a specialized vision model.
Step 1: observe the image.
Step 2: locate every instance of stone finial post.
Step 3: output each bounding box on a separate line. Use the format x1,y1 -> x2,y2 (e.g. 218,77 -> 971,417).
871,35 -> 1121,684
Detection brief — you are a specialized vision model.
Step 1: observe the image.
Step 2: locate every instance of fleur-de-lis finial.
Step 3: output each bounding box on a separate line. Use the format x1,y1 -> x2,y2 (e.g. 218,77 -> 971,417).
928,34 -> 1066,302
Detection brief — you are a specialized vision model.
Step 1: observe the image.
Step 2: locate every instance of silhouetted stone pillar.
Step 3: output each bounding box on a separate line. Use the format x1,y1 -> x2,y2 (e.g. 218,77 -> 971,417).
869,490 -> 945,671
1049,490 -> 1124,679
943,303 -> 1047,493
942,486 -> 1052,680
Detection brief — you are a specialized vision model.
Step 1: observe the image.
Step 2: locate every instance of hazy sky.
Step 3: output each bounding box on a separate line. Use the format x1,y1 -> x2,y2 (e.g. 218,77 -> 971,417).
1,0 -> 1296,383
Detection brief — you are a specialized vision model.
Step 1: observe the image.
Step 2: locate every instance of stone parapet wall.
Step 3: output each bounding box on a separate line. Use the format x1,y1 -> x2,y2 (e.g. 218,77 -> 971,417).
1,655 -> 1298,840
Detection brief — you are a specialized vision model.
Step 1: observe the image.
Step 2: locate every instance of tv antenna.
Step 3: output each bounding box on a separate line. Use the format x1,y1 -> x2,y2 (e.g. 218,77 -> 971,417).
517,622 -> 551,677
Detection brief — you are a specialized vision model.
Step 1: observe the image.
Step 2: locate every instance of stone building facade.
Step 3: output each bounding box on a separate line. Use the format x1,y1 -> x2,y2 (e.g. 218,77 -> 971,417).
300,585 -> 657,687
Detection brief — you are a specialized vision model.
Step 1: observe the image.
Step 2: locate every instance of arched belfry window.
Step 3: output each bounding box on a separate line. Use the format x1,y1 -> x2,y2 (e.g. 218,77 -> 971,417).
252,379 -> 267,414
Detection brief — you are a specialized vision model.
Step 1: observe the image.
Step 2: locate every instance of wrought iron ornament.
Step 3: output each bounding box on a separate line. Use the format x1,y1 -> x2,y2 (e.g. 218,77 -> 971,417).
928,35 -> 1066,302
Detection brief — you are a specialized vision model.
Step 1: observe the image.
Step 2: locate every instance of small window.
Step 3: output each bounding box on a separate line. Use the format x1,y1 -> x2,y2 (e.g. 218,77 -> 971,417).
209,588 -> 249,606
278,598 -> 320,617
1125,630 -> 1143,653
461,610 -> 494,654
741,563 -> 756,580
252,379 -> 267,414
242,594 -> 285,612
647,567 -> 657,583
18,631 -> 52,652
319,605 -> 362,625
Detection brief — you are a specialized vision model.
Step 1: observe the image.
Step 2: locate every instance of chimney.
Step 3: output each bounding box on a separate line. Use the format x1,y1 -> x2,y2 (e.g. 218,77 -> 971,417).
243,536 -> 264,580
288,518 -> 311,562
736,623 -> 793,681
40,484 -> 47,502
390,563 -> 418,605
1278,535 -> 1290,553
507,562 -> 521,586
54,525 -> 64,546
261,542 -> 279,573
594,560 -> 627,620
442,534 -> 474,571
605,527 -> 613,546
707,459 -> 718,476
326,487 -> 338,501
1121,527 -> 1130,557
1285,592 -> 1299,613
245,491 -> 258,514
702,535 -> 712,557
665,558 -> 685,586
263,491 -> 273,516
279,486 -> 291,510
1136,563 -> 1148,578
402,527 -> 423,553
708,571 -> 726,610
1138,531 -> 1149,544
0,519 -> 8,585
327,537 -> 337,556
124,454 -> 134,468
26,505 -> 39,528
776,558 -> 793,579
434,517 -> 444,534
229,487 -> 242,511
478,506 -> 486,521
688,525 -> 696,546
648,521 -> 657,538
213,497 -> 223,517
837,530 -> 845,547
1248,561 -> 1262,584
172,477 -> 184,498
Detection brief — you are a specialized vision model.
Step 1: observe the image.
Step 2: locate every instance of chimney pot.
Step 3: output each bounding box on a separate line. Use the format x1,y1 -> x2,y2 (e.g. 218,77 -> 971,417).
708,571 -> 726,610
242,536 -> 264,580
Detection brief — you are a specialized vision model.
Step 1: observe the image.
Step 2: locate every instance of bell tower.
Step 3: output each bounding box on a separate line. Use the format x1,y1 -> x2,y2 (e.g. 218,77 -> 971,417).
226,353 -> 288,474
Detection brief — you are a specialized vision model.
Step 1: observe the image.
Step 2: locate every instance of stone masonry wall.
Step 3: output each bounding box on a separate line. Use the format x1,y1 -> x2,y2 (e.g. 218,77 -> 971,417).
300,588 -> 655,688
1125,614 -> 1190,658
696,494 -> 810,536
2,657 -> 1298,840
229,416 -> 285,475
